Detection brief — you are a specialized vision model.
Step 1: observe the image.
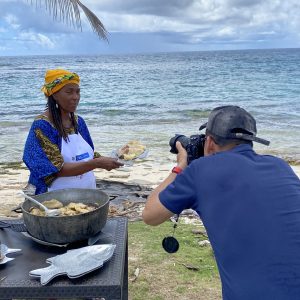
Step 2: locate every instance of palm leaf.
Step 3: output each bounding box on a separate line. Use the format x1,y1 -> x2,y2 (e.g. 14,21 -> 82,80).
28,0 -> 108,41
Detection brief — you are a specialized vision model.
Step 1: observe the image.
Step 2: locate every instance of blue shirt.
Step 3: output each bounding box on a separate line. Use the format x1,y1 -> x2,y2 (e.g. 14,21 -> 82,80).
160,144 -> 300,300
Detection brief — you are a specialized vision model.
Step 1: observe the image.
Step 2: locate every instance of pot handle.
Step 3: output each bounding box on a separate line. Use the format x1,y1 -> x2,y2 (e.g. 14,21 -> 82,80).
11,206 -> 22,213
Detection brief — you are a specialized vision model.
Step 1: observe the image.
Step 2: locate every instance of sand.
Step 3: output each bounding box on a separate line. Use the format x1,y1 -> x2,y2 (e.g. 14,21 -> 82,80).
0,159 -> 299,218
0,156 -> 174,218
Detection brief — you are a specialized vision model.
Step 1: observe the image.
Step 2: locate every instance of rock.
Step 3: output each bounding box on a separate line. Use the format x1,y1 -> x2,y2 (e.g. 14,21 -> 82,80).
198,240 -> 211,247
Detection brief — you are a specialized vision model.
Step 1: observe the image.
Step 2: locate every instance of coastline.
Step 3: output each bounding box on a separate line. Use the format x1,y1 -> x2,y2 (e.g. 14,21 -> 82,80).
1,158 -> 299,219
0,156 -> 174,218
0,156 -> 300,218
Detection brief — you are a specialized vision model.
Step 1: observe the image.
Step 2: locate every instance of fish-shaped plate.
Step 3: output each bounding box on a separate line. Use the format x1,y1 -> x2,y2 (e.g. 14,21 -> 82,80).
0,243 -> 22,265
29,244 -> 116,285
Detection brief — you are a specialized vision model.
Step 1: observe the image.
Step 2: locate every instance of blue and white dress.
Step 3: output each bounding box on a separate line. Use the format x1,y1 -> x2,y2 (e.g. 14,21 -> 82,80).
23,114 -> 100,195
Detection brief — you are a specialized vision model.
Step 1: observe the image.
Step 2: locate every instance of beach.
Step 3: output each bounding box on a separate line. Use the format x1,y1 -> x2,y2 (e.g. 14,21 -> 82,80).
1,157 -> 299,219
0,49 -> 299,217
1,50 -> 300,166
0,154 -> 174,218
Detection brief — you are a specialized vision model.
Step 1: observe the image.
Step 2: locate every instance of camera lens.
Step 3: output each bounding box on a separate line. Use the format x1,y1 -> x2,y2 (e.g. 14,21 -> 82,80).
169,134 -> 190,154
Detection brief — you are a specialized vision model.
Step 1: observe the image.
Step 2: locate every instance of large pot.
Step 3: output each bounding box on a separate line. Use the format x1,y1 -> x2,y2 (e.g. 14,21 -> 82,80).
22,188 -> 109,244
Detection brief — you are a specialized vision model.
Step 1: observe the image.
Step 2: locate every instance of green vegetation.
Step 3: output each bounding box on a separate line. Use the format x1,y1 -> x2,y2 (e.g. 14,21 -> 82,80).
128,221 -> 221,300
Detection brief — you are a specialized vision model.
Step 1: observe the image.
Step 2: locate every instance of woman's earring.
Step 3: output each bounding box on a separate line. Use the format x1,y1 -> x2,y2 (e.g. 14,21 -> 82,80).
56,103 -> 58,109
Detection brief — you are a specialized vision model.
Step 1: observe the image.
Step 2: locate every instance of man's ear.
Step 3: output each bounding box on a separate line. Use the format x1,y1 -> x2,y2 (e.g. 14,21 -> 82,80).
205,136 -> 218,155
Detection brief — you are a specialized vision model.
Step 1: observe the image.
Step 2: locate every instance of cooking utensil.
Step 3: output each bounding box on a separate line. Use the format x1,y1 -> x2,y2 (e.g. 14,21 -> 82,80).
18,191 -> 60,217
21,232 -> 69,247
21,188 -> 109,244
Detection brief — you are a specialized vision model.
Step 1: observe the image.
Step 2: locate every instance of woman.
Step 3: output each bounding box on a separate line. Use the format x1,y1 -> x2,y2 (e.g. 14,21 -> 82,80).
23,69 -> 123,195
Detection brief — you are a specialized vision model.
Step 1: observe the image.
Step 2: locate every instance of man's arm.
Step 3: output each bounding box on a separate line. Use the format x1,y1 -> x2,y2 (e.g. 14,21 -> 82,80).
142,172 -> 178,225
142,142 -> 188,226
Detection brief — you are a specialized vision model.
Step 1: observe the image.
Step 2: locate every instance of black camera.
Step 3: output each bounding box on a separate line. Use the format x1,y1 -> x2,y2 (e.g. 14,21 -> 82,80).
169,134 -> 206,164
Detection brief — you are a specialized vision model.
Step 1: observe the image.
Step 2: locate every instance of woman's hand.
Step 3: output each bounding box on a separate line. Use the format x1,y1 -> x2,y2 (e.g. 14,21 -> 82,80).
93,157 -> 124,171
57,157 -> 123,177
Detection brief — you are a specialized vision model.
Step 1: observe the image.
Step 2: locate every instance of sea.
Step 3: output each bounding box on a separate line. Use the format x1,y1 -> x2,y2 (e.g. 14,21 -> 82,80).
0,48 -> 299,165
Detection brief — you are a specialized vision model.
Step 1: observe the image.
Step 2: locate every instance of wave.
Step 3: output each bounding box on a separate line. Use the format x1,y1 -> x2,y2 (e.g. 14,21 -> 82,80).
0,50 -> 299,164
171,109 -> 211,118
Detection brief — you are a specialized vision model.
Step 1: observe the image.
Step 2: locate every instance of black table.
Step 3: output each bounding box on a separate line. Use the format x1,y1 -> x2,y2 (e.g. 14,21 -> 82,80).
0,217 -> 128,300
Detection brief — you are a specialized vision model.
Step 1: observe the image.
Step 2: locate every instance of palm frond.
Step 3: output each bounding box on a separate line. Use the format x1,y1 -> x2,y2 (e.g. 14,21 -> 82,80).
28,0 -> 108,41
76,1 -> 108,41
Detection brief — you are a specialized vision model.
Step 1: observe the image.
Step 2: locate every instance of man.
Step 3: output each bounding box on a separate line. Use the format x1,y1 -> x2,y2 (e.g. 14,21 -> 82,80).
142,105 -> 300,300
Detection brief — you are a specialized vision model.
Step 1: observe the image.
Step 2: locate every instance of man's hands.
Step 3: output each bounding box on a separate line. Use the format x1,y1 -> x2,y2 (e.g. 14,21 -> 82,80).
142,141 -> 188,226
93,157 -> 123,171
176,141 -> 188,170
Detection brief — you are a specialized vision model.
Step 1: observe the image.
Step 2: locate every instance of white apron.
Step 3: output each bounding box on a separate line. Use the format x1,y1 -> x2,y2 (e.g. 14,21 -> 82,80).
48,133 -> 96,191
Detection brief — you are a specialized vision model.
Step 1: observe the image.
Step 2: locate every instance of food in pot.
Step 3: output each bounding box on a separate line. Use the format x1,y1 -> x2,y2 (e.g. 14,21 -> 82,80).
29,207 -> 46,216
118,140 -> 146,160
59,202 -> 94,216
42,199 -> 64,209
29,200 -> 98,217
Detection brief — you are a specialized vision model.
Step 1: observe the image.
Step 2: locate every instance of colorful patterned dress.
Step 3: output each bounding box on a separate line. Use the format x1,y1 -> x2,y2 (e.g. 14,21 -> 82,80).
23,114 -> 100,195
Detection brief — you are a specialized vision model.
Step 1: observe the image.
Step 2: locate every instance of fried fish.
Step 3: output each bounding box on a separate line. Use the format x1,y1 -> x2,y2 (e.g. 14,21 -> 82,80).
118,140 -> 146,160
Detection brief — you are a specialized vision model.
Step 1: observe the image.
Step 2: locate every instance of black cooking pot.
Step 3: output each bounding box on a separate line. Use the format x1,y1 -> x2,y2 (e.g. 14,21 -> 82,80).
21,188 -> 109,244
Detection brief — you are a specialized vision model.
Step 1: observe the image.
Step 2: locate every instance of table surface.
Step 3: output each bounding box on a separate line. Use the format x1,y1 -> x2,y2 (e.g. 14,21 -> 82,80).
0,217 -> 128,299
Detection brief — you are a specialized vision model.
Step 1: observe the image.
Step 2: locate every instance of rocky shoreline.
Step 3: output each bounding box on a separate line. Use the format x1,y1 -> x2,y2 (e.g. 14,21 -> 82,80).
1,160 -> 299,219
0,159 -> 173,218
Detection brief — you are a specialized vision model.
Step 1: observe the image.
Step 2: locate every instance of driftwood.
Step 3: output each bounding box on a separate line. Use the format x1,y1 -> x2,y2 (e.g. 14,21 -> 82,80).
96,179 -> 151,221
22,180 -> 200,223
96,179 -> 151,203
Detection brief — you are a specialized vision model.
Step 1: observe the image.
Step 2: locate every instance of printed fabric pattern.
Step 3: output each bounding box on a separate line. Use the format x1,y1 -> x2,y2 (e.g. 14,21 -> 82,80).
23,114 -> 96,194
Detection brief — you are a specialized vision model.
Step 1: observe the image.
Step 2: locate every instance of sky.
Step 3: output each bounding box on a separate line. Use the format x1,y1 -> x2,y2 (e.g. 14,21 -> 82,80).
0,0 -> 300,56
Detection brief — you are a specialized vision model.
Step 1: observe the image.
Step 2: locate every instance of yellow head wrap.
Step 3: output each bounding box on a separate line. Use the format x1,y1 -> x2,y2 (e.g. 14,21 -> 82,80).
41,69 -> 80,97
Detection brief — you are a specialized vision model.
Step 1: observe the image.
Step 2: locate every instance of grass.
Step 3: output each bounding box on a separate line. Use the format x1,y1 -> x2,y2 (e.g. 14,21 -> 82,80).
128,220 -> 222,300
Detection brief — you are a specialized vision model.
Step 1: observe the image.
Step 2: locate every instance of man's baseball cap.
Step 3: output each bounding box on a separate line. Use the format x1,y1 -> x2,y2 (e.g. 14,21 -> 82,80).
199,105 -> 270,145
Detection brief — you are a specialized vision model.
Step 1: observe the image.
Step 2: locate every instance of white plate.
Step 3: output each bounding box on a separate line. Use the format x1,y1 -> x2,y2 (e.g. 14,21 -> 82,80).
110,149 -> 149,166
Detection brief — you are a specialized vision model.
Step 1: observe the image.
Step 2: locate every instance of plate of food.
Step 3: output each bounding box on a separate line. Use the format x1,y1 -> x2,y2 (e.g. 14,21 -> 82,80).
111,140 -> 149,166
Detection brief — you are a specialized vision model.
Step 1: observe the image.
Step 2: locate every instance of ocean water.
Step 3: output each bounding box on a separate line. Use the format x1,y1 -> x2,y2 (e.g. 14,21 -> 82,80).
0,49 -> 299,165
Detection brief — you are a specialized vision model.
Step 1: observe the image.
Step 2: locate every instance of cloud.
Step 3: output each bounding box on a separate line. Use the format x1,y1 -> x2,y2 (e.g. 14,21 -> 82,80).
18,32 -> 55,48
0,1 -> 78,34
0,0 -> 300,55
86,0 -> 300,45
84,0 -> 195,17
4,14 -> 20,29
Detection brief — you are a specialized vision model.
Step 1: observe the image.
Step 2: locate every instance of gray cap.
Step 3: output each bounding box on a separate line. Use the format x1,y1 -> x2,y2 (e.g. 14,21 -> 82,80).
199,106 -> 270,146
